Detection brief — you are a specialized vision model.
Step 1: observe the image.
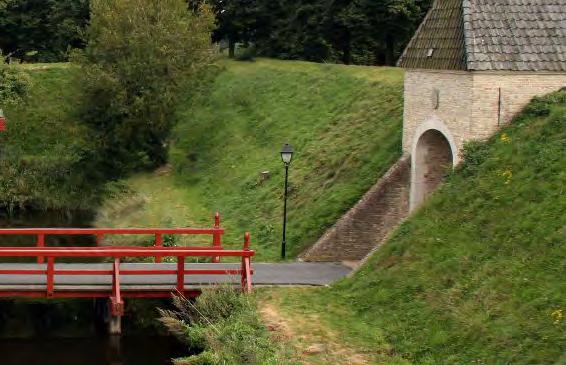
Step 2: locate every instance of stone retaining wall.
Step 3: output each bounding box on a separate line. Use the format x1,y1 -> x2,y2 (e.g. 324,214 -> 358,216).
300,156 -> 410,262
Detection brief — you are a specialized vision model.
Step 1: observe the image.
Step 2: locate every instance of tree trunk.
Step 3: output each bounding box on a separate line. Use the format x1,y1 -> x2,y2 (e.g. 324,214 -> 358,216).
341,32 -> 352,65
228,38 -> 236,58
385,33 -> 395,66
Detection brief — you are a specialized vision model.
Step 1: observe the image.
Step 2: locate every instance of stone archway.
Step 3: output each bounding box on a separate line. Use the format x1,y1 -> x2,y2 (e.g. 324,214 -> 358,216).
410,129 -> 454,210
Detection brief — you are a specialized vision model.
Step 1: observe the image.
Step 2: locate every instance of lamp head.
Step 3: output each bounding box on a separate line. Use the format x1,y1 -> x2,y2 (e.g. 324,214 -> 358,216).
280,143 -> 294,165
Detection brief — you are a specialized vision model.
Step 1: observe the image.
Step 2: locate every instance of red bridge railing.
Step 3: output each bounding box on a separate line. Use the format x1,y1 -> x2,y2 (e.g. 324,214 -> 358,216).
0,212 -> 224,264
0,233 -> 254,316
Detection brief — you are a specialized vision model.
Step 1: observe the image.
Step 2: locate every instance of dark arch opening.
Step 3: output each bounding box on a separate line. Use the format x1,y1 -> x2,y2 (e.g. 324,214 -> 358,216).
413,129 -> 453,208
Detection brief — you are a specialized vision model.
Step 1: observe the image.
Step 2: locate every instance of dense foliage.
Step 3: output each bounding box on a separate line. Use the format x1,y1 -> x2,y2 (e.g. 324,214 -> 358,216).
272,90 -> 566,363
1,0 -> 429,66
0,0 -> 88,62
159,287 -> 292,364
75,0 -> 215,175
0,54 -> 30,105
201,0 -> 432,65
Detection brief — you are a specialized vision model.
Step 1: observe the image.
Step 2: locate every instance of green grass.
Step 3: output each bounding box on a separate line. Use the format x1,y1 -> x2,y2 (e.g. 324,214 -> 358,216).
265,90 -> 566,364
100,58 -> 404,260
1,63 -> 99,210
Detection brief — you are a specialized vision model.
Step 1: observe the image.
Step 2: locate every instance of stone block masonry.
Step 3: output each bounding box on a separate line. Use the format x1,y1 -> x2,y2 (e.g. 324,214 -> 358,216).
301,156 -> 410,262
403,69 -> 566,163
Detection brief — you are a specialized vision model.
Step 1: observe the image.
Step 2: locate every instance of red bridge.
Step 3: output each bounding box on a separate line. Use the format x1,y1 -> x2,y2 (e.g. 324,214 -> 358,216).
0,214 -> 352,333
0,214 -> 254,333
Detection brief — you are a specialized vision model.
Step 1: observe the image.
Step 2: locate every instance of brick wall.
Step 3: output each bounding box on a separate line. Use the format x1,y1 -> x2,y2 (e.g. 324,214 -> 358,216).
300,156 -> 410,262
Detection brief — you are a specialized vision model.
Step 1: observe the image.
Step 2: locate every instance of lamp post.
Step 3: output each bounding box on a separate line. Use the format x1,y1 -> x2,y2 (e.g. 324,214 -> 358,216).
280,143 -> 294,259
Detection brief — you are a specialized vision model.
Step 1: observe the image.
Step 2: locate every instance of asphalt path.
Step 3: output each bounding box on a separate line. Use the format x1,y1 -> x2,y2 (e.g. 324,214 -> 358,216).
0,262 -> 351,291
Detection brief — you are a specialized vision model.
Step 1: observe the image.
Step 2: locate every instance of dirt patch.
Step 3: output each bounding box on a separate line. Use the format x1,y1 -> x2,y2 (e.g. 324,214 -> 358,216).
259,300 -> 372,365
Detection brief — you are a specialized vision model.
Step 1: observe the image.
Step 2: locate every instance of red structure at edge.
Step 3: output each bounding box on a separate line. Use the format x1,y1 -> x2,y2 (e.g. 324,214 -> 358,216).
0,213 -> 253,317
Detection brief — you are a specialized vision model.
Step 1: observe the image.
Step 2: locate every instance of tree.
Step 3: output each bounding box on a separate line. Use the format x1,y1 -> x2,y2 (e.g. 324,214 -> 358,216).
358,0 -> 431,65
75,0 -> 215,174
210,0 -> 258,58
0,0 -> 88,62
0,52 -> 30,105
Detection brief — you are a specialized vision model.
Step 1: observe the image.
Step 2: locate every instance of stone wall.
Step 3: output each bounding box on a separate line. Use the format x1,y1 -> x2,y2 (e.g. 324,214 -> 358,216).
403,69 -> 566,162
471,72 -> 566,140
402,69 -> 472,164
300,156 -> 410,262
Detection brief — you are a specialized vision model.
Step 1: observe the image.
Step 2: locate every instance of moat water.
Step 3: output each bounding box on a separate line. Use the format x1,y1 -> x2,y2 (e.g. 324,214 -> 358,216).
0,335 -> 186,365
0,210 -> 188,365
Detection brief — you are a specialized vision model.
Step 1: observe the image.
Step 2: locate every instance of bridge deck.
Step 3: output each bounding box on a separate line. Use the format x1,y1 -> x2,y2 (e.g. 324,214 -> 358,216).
0,262 -> 351,292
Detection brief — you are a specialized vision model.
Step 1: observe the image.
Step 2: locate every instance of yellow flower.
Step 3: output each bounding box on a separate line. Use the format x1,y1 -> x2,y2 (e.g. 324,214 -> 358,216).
500,133 -> 511,143
551,309 -> 563,324
500,169 -> 513,184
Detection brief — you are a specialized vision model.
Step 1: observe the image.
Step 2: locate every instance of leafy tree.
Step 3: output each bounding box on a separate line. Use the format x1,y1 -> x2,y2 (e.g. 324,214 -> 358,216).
75,0 -> 215,174
0,53 -> 30,105
210,0 -> 258,58
357,0 -> 431,65
0,0 -> 88,62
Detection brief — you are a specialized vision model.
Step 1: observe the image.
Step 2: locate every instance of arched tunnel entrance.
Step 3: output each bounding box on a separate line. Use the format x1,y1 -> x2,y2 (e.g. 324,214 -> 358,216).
411,129 -> 454,209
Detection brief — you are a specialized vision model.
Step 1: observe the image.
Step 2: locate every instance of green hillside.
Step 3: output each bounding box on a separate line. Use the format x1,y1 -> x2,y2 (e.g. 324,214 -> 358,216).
261,90 -> 566,364
0,64 -> 99,211
97,59 -> 405,260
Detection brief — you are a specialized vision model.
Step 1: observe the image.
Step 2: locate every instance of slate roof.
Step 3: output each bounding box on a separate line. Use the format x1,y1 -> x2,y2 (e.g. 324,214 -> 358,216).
398,0 -> 566,71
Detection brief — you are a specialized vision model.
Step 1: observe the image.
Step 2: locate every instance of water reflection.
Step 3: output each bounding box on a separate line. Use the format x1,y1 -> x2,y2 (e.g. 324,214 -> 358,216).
0,335 -> 186,365
0,210 -> 188,364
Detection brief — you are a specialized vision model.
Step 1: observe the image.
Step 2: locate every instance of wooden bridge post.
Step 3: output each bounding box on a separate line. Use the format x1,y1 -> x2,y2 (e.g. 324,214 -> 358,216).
154,233 -> 163,263
109,258 -> 124,335
212,212 -> 222,263
241,232 -> 252,293
36,234 -> 45,264
177,256 -> 185,293
46,257 -> 55,298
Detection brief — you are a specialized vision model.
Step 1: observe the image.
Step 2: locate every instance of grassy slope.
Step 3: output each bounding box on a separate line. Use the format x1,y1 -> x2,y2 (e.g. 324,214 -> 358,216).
1,63 -> 97,210
98,59 -> 404,260
261,91 -> 566,364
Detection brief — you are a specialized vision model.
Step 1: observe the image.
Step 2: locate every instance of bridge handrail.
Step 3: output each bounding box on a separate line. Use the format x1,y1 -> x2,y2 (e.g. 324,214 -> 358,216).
0,228 -> 224,235
0,232 -> 254,313
0,246 -> 253,258
0,212 -> 225,264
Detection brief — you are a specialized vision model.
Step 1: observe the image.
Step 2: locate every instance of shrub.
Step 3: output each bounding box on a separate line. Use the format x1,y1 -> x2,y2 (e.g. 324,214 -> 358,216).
235,44 -> 257,62
159,286 -> 293,365
458,140 -> 490,178
0,54 -> 30,106
74,0 -> 215,173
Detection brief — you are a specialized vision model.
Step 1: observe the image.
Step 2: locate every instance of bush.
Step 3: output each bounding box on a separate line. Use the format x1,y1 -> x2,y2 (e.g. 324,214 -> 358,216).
235,45 -> 257,62
0,54 -> 30,106
75,0 -> 215,173
458,140 -> 490,177
159,286 -> 293,365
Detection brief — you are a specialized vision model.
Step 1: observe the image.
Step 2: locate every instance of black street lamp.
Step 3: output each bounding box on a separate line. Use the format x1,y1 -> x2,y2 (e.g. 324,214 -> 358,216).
280,143 -> 294,259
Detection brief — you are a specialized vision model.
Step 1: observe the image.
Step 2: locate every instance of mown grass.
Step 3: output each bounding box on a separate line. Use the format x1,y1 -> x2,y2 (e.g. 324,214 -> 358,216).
262,90 -> 566,364
100,58 -> 404,260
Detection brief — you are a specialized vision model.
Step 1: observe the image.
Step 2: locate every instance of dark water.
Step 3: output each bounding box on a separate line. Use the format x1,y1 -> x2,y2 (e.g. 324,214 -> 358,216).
0,336 -> 187,365
0,209 -> 190,365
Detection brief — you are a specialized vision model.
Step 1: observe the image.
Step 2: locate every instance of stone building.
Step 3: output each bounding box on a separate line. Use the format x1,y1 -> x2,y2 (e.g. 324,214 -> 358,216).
302,0 -> 565,262
398,0 -> 566,209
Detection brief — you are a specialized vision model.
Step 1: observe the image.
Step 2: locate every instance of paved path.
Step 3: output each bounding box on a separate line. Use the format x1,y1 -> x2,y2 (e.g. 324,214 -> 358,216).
0,262 -> 351,291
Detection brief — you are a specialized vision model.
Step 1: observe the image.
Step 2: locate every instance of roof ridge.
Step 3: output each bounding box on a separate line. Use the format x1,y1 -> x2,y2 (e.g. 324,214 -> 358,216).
462,0 -> 473,69
400,0 -> 566,71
